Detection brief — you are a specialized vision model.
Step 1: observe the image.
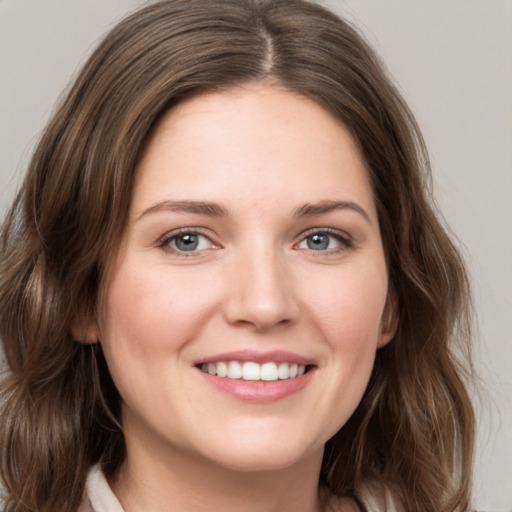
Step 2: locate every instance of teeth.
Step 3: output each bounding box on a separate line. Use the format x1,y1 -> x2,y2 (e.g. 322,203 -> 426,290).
199,361 -> 309,381
261,362 -> 278,381
227,361 -> 243,379
216,361 -> 228,377
242,362 -> 260,380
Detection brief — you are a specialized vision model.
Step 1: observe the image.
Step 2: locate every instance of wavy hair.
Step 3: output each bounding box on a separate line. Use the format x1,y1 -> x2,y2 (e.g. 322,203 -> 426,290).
0,1 -> 475,510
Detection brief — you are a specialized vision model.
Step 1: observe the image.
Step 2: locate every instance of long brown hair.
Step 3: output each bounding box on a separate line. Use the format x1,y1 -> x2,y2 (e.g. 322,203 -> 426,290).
0,1 -> 475,510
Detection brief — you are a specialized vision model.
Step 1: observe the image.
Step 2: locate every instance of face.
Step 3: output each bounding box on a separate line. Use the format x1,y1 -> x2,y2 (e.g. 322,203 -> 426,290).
91,86 -> 396,473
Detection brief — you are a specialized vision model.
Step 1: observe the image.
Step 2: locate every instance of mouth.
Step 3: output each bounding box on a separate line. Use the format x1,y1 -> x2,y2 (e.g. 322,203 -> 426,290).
194,351 -> 316,401
197,361 -> 314,381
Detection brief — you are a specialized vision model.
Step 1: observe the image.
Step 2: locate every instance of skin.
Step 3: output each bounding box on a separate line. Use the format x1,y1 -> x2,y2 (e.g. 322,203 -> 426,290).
85,85 -> 396,512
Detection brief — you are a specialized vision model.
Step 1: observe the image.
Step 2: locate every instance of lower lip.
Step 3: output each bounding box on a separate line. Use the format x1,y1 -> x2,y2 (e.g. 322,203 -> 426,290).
197,368 -> 315,402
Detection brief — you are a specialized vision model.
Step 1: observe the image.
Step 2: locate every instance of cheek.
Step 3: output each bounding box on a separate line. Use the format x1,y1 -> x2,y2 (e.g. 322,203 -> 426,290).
302,267 -> 388,432
100,263 -> 215,357
302,264 -> 389,352
97,262 -> 219,413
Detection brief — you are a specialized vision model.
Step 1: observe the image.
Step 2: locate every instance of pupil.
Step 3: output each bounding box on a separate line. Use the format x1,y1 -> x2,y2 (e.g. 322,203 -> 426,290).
308,233 -> 329,250
176,234 -> 198,251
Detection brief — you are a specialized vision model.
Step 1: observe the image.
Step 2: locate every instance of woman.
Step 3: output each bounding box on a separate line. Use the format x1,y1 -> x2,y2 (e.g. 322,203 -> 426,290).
0,1 -> 476,511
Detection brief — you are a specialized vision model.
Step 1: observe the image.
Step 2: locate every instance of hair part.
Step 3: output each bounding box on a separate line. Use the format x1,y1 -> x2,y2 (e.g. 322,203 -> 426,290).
0,1 -> 475,511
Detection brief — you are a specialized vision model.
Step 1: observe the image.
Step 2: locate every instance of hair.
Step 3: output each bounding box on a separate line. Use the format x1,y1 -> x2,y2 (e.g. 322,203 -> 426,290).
0,1 -> 475,511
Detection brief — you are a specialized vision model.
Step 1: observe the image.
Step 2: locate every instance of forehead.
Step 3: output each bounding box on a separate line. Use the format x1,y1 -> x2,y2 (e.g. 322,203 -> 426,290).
132,85 -> 376,221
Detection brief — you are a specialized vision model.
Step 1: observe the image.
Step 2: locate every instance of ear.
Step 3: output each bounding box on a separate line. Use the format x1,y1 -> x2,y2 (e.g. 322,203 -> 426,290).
377,290 -> 399,348
71,309 -> 100,345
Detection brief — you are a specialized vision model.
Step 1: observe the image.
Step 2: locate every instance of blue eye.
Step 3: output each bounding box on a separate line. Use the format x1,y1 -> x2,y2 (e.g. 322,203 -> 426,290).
306,233 -> 331,250
297,231 -> 349,251
162,231 -> 214,253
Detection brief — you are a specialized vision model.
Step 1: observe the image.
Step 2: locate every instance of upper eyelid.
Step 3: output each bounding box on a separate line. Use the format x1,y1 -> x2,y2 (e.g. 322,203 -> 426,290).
294,228 -> 355,255
297,227 -> 353,242
158,228 -> 220,256
159,227 -> 213,243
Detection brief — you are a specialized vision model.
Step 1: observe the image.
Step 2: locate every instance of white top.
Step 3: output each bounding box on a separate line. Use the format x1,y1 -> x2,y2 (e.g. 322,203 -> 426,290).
79,465 -> 403,512
79,466 -> 124,512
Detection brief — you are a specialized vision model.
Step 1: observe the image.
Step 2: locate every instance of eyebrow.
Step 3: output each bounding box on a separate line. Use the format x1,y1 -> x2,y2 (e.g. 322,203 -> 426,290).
137,200 -> 229,220
293,200 -> 372,224
137,199 -> 371,224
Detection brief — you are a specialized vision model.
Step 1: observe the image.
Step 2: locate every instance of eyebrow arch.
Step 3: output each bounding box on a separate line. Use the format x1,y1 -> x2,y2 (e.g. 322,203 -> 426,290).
293,200 -> 372,224
138,199 -> 371,224
137,200 -> 229,220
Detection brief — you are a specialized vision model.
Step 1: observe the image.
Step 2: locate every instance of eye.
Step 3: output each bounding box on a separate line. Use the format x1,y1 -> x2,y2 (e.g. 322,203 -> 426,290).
297,230 -> 351,252
160,230 -> 217,254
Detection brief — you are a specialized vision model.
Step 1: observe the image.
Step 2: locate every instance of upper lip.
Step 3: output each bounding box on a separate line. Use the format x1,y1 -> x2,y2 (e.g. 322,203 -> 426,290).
194,349 -> 315,366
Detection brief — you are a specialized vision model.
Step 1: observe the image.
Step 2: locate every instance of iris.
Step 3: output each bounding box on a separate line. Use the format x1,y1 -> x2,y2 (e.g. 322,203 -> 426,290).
307,233 -> 330,250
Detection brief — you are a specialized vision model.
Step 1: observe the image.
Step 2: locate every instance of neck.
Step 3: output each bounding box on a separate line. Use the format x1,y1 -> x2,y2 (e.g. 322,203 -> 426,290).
111,432 -> 326,512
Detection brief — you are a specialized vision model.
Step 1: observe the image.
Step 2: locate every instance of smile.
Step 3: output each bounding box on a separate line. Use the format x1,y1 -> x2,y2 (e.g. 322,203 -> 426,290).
195,351 -> 316,401
199,361 -> 308,381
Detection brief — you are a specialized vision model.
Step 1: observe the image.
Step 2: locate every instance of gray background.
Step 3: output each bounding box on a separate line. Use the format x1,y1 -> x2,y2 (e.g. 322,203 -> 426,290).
1,1 -> 511,510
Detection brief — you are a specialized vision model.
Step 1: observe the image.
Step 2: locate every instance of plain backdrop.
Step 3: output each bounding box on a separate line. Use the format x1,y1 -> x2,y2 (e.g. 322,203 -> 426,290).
0,1 -> 511,510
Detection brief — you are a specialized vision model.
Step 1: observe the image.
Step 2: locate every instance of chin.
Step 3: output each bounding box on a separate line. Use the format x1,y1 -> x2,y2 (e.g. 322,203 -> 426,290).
195,433 -> 322,473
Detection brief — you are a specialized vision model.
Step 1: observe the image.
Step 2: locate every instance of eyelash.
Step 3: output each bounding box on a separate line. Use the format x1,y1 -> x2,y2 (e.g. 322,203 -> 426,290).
158,227 -> 353,257
296,228 -> 353,255
158,228 -> 216,257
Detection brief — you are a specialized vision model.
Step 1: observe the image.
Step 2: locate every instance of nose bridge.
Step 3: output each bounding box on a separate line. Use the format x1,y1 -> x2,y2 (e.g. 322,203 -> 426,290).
224,237 -> 297,331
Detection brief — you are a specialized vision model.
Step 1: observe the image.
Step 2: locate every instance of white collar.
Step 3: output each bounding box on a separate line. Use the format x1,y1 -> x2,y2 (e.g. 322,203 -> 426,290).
79,465 -> 401,512
81,465 -> 124,512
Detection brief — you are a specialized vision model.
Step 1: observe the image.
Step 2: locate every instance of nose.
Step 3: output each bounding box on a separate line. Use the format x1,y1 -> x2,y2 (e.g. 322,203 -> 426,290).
223,245 -> 299,332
